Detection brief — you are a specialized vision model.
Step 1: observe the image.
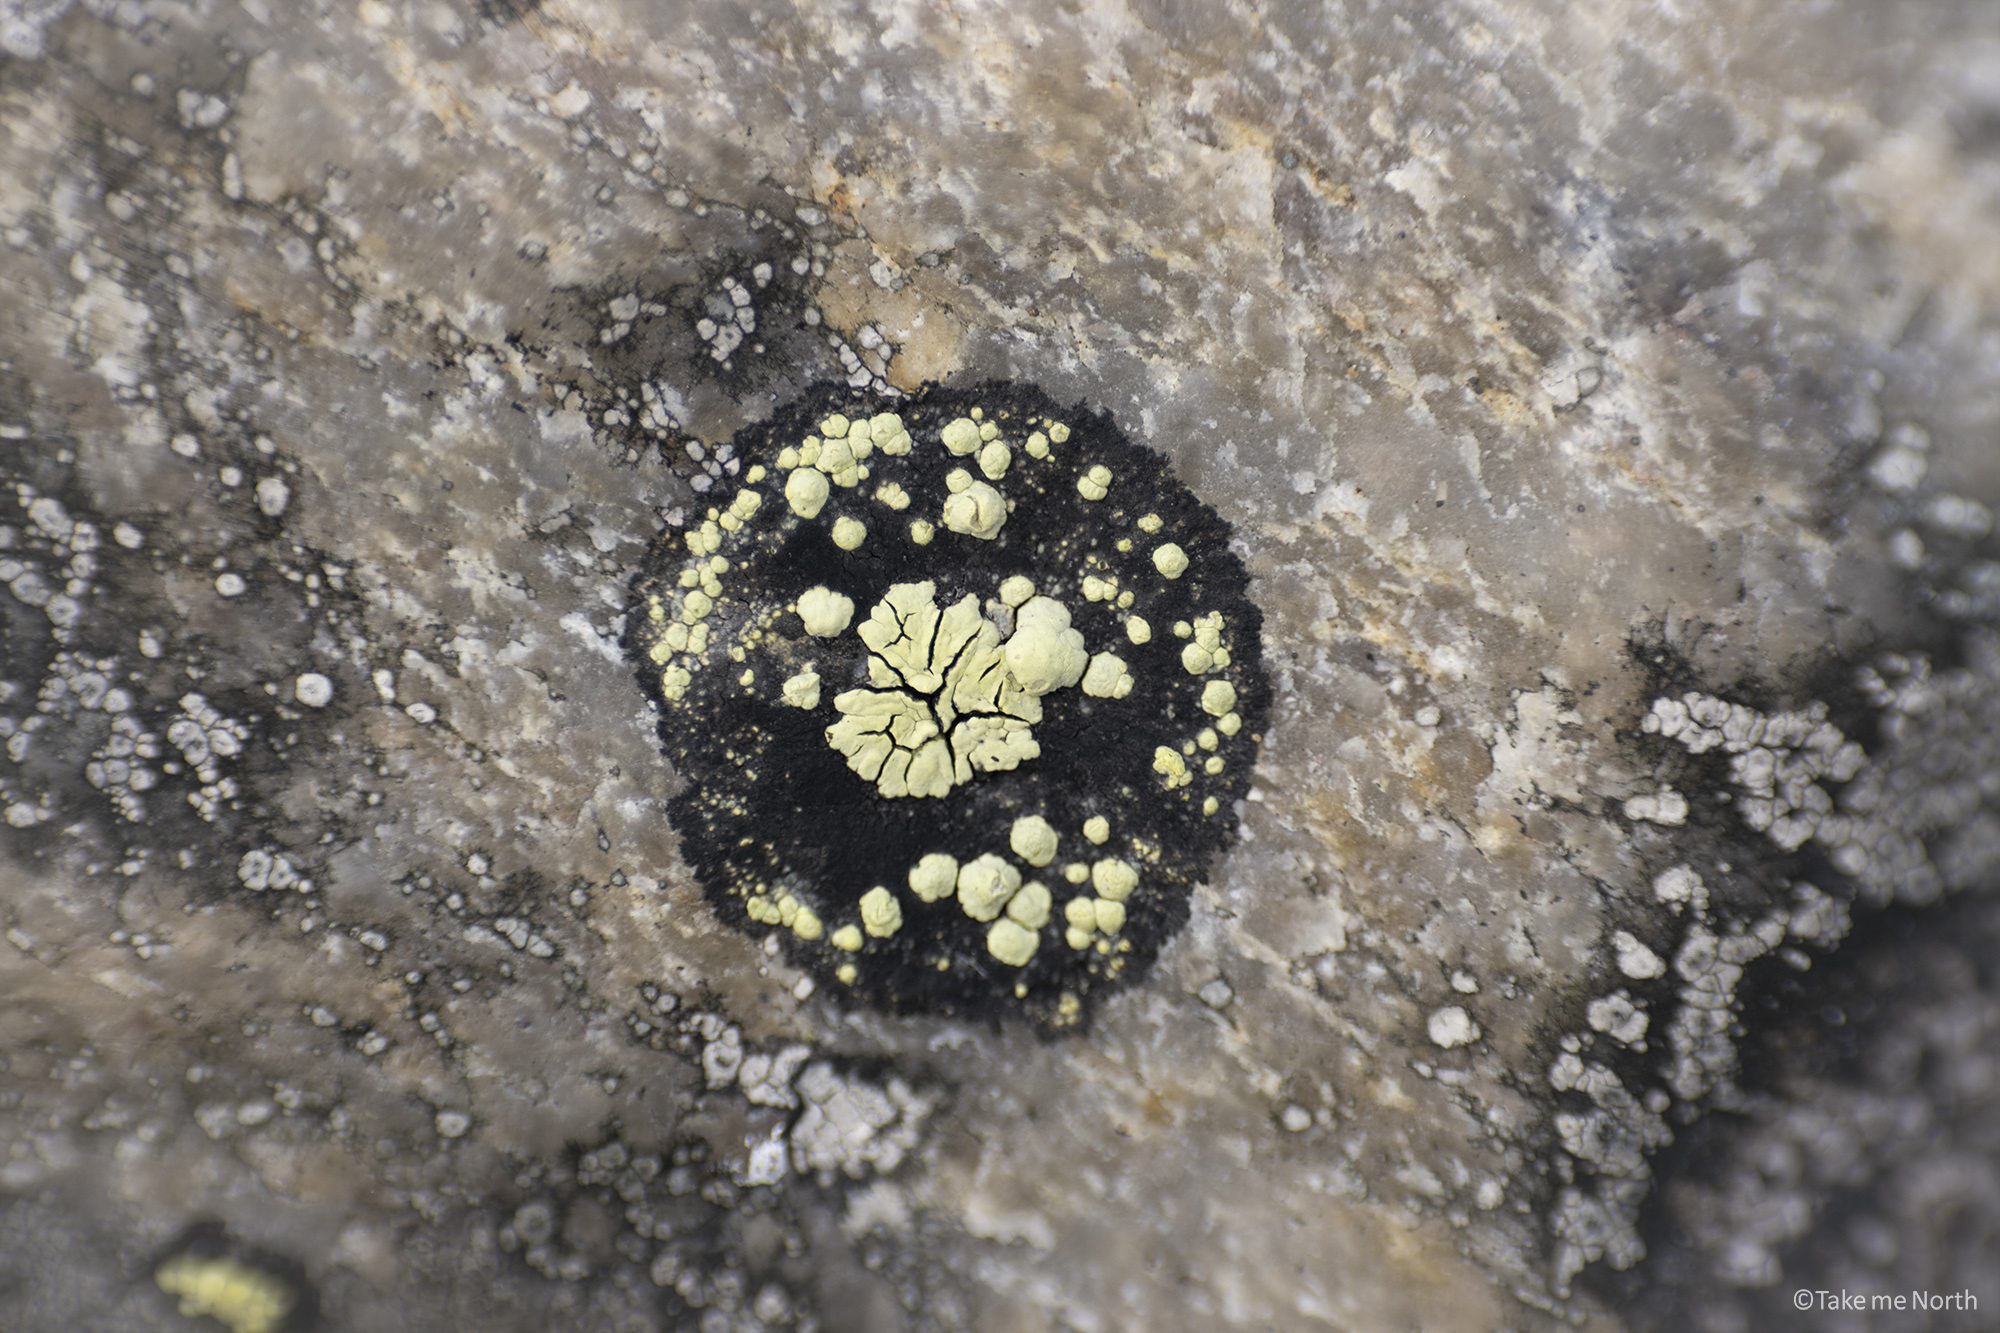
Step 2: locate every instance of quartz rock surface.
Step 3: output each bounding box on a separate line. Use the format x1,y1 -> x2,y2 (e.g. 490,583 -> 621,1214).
2,1 -> 1998,1330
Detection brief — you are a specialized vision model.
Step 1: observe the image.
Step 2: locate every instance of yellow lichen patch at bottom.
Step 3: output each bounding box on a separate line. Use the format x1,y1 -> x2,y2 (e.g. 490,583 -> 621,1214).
155,1255 -> 295,1333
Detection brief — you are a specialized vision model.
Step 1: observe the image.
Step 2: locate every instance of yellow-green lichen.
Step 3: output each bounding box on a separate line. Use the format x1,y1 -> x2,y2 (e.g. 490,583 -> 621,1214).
941,478 -> 1008,540
831,515 -> 867,550
1009,814 -> 1059,867
860,885 -> 904,936
785,467 -> 830,518
155,1255 -> 294,1333
1092,858 -> 1139,901
797,586 -> 855,637
940,417 -> 982,455
987,917 -> 1039,967
956,852 -> 1022,921
909,852 -> 958,903
1003,597 -> 1088,695
1080,652 -> 1134,699
782,668 -> 822,709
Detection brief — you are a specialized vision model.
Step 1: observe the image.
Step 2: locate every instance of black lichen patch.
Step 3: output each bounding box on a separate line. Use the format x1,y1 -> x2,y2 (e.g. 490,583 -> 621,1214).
626,381 -> 1271,1030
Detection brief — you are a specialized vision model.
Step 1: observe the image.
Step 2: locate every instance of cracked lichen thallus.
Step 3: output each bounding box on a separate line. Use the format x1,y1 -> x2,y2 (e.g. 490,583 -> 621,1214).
628,383 -> 1268,1028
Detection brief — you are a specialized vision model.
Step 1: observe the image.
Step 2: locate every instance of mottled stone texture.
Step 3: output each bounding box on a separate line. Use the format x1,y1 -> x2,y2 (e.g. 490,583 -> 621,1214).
2,0 -> 1997,1330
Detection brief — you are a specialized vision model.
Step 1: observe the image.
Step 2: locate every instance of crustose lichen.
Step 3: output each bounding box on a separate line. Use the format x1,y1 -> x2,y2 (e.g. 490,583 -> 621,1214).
627,382 -> 1269,1028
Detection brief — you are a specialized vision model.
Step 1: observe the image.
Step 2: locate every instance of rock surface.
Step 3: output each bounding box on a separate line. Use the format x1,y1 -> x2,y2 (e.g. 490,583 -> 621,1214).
2,1 -> 1998,1330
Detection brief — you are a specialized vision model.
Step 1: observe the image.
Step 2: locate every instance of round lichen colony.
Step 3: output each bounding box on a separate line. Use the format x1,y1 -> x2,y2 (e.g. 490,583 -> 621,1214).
627,382 -> 1269,1028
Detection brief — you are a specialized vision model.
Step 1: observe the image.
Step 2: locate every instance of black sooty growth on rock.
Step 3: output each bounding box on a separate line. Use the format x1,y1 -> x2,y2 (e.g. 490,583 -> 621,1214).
626,381 -> 1270,1029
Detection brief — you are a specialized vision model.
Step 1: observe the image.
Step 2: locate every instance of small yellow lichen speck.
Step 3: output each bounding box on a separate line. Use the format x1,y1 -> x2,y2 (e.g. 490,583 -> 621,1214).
797,586 -> 855,637
1137,512 -> 1163,533
1204,756 -> 1225,774
782,669 -> 821,710
785,467 -> 830,518
792,907 -> 823,940
986,917 -> 1039,967
871,412 -> 912,454
1203,796 -> 1221,815
940,417 -> 982,455
956,852 -> 1022,921
860,886 -> 903,937
831,515 -> 867,550
831,924 -> 863,952
1025,430 -> 1050,459
1092,858 -> 1139,901
1093,898 -> 1127,934
1218,710 -> 1242,736
909,853 -> 958,903
1009,814 -> 1059,867
978,440 -> 1011,480
1077,464 -> 1112,501
909,518 -> 935,545
941,479 -> 1007,540
1003,598 -> 1088,694
1152,543 -> 1188,579
875,481 -> 911,510
1181,642 -> 1214,674
998,575 -> 1035,607
837,963 -> 858,984
1048,422 -> 1071,443
1007,880 -> 1053,929
1080,652 -> 1134,699
1125,616 -> 1152,645
1082,816 -> 1110,845
155,1255 -> 294,1333
1063,861 -> 1091,884
1201,680 -> 1239,717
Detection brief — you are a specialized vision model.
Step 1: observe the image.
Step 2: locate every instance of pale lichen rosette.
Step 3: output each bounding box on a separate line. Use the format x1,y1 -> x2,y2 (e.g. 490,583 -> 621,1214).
628,383 -> 1268,1028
